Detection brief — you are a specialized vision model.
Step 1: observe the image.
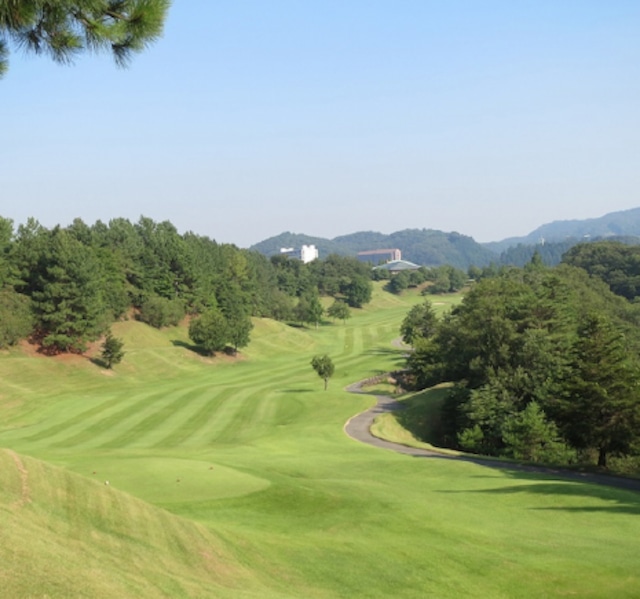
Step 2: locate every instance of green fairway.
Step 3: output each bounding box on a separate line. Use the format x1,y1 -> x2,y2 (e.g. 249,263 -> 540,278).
1,284 -> 639,598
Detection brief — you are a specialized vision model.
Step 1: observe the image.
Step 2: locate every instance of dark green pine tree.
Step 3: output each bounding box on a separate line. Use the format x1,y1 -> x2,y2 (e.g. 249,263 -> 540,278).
101,332 -> 125,369
29,228 -> 106,352
0,0 -> 171,77
554,313 -> 640,468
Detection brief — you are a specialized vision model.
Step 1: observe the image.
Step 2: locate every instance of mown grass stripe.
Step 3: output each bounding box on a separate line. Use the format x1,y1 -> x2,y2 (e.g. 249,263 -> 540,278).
152,387 -> 249,449
96,382 -> 220,450
204,388 -> 266,445
20,393 -> 130,444
49,387 -> 190,449
250,391 -> 280,434
211,388 -> 276,444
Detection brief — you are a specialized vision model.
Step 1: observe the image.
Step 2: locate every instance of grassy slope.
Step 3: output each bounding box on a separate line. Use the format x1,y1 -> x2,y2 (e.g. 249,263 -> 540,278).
0,449 -> 270,599
1,284 -> 639,598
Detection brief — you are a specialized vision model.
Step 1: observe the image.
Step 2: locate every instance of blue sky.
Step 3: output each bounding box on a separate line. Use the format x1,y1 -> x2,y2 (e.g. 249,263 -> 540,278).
2,1 -> 639,247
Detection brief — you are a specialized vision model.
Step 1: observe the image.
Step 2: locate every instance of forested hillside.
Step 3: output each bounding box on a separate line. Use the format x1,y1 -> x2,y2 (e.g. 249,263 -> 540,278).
497,236 -> 640,267
404,259 -> 640,469
252,208 -> 640,270
248,232 -> 346,258
485,207 -> 640,253
562,241 -> 640,300
252,229 -> 496,269
0,216 -> 373,354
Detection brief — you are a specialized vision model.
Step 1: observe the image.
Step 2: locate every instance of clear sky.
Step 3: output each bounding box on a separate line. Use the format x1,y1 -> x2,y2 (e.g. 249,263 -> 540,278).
2,1 -> 639,247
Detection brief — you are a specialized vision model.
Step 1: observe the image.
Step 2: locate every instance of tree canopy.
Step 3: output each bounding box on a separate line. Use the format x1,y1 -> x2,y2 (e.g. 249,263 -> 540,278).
0,0 -> 171,77
100,331 -> 124,368
0,214 -> 377,354
562,241 -> 640,301
399,300 -> 437,345
188,308 -> 229,356
311,354 -> 335,390
404,263 -> 640,468
327,299 -> 351,324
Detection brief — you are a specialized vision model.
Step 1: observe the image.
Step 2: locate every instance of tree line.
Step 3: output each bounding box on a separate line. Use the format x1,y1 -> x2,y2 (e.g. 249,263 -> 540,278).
0,216 -> 373,356
402,248 -> 640,469
373,264 -> 467,295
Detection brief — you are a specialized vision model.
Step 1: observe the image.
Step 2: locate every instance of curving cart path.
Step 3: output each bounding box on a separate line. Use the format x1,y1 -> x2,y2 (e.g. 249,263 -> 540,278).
344,378 -> 640,494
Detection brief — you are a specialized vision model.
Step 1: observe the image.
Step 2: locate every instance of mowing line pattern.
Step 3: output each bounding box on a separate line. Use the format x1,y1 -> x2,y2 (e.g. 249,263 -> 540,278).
3,313 -> 401,457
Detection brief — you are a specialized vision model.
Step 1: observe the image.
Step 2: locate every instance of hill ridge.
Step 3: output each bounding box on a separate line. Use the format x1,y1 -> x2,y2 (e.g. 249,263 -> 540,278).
250,228 -> 496,269
251,206 -> 640,268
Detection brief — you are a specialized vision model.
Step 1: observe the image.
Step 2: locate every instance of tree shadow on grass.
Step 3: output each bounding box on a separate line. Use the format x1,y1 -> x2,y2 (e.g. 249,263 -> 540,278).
281,389 -> 313,394
89,356 -> 108,369
285,320 -> 331,329
356,390 -> 398,399
435,470 -> 640,513
393,387 -> 449,446
171,339 -> 211,357
396,409 -> 440,445
365,347 -> 405,357
364,348 -> 406,369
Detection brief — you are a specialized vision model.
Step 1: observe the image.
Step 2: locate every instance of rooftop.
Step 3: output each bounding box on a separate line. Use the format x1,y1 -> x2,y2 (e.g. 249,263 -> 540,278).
372,259 -> 421,272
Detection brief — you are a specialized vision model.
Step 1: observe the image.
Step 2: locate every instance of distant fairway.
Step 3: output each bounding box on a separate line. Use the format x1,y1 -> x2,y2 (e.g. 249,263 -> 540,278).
1,285 -> 639,598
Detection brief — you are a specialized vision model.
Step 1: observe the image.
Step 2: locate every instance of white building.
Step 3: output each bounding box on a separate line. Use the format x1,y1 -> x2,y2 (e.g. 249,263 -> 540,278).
299,244 -> 319,263
279,244 -> 319,264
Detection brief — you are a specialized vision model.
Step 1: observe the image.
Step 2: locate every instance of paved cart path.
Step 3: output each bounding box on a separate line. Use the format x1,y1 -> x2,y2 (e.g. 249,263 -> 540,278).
344,378 -> 640,493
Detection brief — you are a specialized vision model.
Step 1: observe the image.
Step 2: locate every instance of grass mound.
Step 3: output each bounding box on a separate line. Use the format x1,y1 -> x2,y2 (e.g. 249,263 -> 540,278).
0,449 -> 272,599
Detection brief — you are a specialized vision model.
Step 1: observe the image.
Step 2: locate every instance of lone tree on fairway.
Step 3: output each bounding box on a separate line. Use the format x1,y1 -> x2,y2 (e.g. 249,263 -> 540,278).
311,354 -> 335,390
0,0 -> 171,78
101,332 -> 125,369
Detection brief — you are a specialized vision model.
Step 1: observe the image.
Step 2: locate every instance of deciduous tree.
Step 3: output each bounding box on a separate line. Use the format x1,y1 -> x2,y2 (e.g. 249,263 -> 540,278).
0,288 -> 32,348
399,300 -> 438,345
138,295 -> 184,328
341,274 -> 372,308
188,308 -> 228,355
295,290 -> 323,328
386,271 -> 409,294
311,354 -> 335,390
327,299 -> 351,324
222,302 -> 253,354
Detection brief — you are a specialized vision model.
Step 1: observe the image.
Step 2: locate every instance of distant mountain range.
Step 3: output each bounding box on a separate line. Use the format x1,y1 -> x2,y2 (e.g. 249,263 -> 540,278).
250,207 -> 640,269
484,207 -> 640,253
251,229 -> 496,270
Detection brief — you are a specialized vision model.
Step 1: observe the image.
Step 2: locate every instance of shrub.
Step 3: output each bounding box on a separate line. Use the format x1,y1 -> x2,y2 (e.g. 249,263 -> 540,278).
138,295 -> 185,328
